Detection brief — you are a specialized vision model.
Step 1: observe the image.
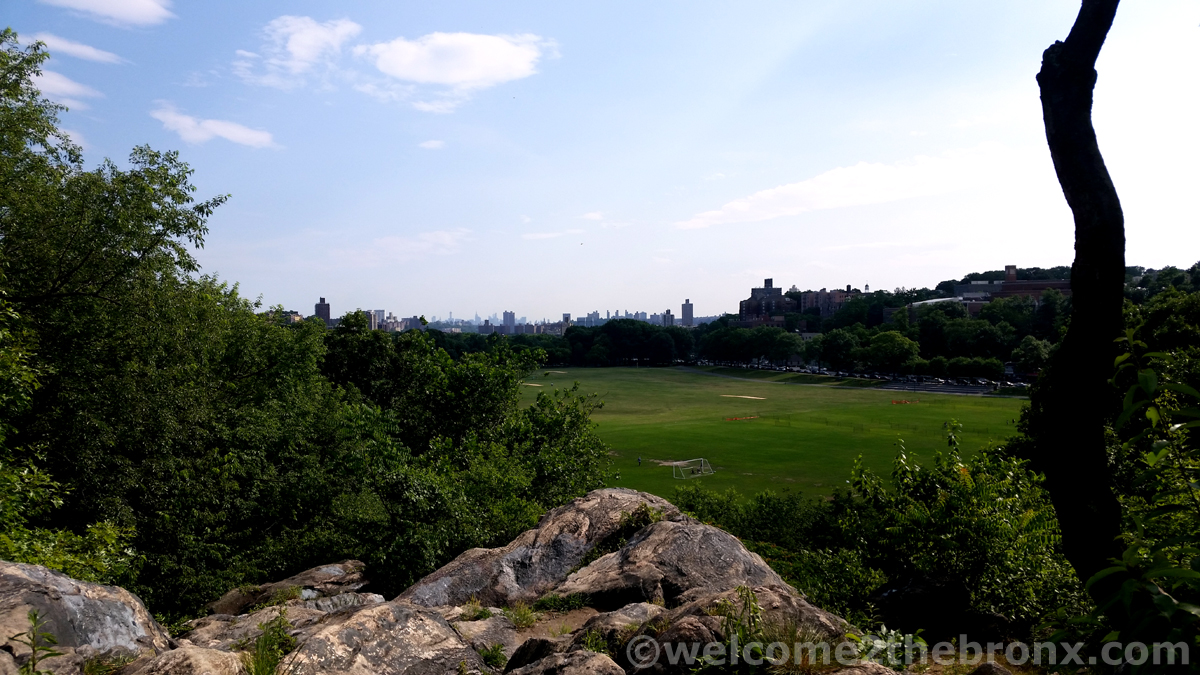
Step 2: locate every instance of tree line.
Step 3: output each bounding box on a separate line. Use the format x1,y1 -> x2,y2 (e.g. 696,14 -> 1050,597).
0,32 -> 611,620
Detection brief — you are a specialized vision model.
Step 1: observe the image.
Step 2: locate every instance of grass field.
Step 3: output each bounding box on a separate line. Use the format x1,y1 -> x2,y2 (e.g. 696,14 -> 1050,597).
519,366 -> 1027,500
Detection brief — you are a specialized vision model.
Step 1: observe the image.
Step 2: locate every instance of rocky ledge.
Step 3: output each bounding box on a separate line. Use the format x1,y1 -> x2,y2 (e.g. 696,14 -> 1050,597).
0,487 -> 905,674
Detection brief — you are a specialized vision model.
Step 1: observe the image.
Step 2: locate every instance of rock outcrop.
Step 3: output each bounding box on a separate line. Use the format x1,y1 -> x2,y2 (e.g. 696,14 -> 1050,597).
0,489 -> 878,675
209,559 -> 369,616
553,517 -> 793,609
285,601 -> 489,675
125,645 -> 244,675
506,650 -> 625,674
0,561 -> 170,673
399,488 -> 679,608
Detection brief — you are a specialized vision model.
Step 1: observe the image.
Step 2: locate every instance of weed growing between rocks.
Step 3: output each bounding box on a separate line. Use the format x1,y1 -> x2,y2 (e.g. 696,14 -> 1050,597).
580,629 -> 610,655
249,585 -> 302,612
532,592 -> 589,613
477,643 -> 507,669
10,611 -> 62,675
460,596 -> 493,621
239,609 -> 297,675
81,654 -> 135,675
502,601 -> 542,629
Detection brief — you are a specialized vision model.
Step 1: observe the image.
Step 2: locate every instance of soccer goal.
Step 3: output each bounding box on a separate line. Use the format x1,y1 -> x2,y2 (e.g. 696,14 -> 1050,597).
672,458 -> 715,479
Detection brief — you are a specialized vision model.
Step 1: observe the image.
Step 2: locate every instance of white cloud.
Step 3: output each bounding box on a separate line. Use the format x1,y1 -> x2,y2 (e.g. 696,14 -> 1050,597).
565,229 -> 585,234
150,104 -> 275,148
33,70 -> 102,109
38,0 -> 173,27
28,33 -> 123,63
580,212 -> 603,220
418,140 -> 444,149
356,32 -> 550,112
236,16 -> 361,89
676,143 -> 1031,229
335,229 -> 469,265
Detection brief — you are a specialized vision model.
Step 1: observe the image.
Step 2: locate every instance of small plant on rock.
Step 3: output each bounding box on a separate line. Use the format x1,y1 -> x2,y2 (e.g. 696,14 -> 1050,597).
239,609 -> 297,675
460,596 -> 493,621
579,629 -> 610,655
477,643 -> 507,669
10,611 -> 62,675
532,592 -> 588,613
502,602 -> 541,630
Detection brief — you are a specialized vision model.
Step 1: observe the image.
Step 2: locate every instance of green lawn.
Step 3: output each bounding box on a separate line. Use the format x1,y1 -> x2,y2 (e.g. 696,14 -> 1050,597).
520,366 -> 1026,500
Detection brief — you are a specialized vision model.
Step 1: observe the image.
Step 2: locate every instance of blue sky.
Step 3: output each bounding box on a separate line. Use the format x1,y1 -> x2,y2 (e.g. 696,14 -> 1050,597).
10,0 -> 1200,321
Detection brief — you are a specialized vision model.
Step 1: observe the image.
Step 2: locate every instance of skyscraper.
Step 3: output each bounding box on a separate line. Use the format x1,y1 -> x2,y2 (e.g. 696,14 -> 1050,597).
682,299 -> 694,327
315,297 -> 330,325
503,310 -> 516,329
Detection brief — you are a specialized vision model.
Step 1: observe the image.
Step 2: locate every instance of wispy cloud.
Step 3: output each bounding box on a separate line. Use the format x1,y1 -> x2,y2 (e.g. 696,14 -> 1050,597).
33,70 -> 102,109
335,229 -> 469,265
38,0 -> 173,27
150,103 -> 275,148
676,143 -> 1026,229
418,140 -> 444,149
235,16 -> 361,89
580,212 -> 603,220
28,33 -> 123,63
355,32 -> 552,112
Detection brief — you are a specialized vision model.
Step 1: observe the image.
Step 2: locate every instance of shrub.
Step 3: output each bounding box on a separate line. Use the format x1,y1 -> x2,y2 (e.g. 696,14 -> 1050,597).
502,602 -> 541,629
477,643 -> 506,669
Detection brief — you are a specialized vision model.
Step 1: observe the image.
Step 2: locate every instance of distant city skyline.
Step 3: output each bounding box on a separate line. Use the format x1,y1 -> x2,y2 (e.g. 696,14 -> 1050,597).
9,0 -> 1198,317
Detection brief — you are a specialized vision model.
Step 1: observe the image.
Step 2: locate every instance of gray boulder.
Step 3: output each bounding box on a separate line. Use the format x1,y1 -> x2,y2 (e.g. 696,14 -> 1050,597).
0,561 -> 169,672
503,636 -> 571,673
553,518 -> 793,609
399,489 -> 678,608
572,602 -> 664,649
123,645 -> 244,675
284,601 -> 489,675
180,604 -> 327,651
209,560 -> 369,616
452,614 -> 520,657
506,650 -> 624,675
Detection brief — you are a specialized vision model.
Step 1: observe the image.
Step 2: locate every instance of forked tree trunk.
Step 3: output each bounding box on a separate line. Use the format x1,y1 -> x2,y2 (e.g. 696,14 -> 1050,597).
1030,0 -> 1126,589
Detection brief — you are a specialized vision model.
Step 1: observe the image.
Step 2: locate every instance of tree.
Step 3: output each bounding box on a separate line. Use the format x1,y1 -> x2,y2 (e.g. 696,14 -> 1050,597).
1011,335 -> 1052,374
865,331 -> 919,372
817,329 -> 859,371
1024,0 -> 1126,595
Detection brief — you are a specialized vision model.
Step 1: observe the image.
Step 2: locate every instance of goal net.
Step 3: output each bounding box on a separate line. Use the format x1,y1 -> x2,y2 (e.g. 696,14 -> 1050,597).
671,458 -> 714,479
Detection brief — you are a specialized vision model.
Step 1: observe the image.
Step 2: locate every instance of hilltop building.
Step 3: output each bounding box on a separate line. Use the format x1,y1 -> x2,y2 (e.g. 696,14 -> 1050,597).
315,297 -> 331,326
682,299 -> 694,327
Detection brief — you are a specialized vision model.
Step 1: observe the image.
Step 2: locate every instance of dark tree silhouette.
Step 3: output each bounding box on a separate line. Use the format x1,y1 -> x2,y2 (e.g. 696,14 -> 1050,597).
1026,0 -> 1125,590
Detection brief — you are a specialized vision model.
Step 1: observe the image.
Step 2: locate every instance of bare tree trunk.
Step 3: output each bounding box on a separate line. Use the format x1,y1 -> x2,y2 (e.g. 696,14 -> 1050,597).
1030,0 -> 1125,588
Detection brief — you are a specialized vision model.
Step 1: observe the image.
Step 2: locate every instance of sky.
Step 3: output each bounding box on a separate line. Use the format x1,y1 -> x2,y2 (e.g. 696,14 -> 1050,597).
9,0 -> 1200,322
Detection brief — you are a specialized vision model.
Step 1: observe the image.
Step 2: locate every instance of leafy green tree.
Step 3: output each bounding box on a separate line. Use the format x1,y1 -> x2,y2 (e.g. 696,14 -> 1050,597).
817,329 -> 859,370
1011,335 -> 1052,374
865,331 -> 919,372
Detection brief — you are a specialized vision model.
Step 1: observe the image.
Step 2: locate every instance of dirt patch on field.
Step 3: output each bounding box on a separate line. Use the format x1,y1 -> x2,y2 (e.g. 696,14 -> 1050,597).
721,394 -> 765,399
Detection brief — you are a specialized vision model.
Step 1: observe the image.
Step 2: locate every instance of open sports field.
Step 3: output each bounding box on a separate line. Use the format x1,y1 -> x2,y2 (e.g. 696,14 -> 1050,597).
519,366 -> 1027,499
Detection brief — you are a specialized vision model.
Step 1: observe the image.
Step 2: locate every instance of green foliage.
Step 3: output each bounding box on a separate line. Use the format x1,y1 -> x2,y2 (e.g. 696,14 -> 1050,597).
9,611 -> 63,675
250,585 -> 301,611
239,609 -> 297,675
460,597 -> 493,621
1045,327 -> 1200,666
502,602 -> 541,630
579,629 -> 610,654
0,34 -> 614,623
477,643 -> 507,669
532,593 -> 588,613
672,425 -> 1083,640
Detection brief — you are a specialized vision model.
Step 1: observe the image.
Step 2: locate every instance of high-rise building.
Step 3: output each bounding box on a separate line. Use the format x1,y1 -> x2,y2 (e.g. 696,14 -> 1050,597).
503,311 -> 516,329
682,299 -> 694,327
663,310 -> 675,327
562,313 -> 571,325
375,309 -> 385,325
315,297 -> 331,325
